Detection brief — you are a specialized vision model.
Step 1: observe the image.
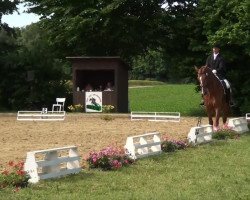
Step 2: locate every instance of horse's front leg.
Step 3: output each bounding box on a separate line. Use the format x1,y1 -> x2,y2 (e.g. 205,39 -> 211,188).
214,108 -> 220,131
207,110 -> 213,126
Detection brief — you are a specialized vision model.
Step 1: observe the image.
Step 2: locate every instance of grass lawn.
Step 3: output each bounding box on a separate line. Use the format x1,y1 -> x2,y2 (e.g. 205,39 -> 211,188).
129,84 -> 205,116
2,134 -> 250,200
129,80 -> 166,86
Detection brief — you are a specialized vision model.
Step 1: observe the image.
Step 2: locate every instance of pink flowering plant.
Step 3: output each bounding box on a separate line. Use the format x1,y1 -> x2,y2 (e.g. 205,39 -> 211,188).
0,161 -> 29,189
86,146 -> 134,170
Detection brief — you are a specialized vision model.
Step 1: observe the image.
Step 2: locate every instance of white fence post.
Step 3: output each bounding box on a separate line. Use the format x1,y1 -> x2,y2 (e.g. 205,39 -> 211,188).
24,146 -> 81,183
24,152 -> 39,183
17,111 -> 66,121
130,111 -> 180,122
124,132 -> 162,159
187,125 -> 213,145
246,113 -> 250,121
228,117 -> 249,133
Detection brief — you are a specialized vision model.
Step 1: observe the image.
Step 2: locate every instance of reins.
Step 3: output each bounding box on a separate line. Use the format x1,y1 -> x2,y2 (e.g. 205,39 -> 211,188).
213,73 -> 226,94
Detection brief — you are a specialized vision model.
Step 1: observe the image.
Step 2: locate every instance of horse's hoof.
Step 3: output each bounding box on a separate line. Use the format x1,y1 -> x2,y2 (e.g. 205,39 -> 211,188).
213,126 -> 219,131
223,124 -> 228,129
223,124 -> 232,130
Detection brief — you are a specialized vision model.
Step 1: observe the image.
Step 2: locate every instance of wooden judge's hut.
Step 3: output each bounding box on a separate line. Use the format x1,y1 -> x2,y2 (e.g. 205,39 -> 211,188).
66,57 -> 129,113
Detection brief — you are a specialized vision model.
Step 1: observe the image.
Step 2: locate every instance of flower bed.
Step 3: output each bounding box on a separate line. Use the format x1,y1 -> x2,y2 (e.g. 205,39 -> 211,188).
86,146 -> 134,170
161,135 -> 187,153
0,161 -> 29,189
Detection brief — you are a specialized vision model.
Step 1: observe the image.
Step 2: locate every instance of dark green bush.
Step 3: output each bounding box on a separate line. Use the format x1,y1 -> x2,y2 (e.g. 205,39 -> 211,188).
212,129 -> 240,140
161,141 -> 177,152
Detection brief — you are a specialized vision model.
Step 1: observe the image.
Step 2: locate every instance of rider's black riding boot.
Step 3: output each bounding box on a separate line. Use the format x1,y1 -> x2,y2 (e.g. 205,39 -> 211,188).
200,95 -> 204,106
230,94 -> 236,107
227,88 -> 236,107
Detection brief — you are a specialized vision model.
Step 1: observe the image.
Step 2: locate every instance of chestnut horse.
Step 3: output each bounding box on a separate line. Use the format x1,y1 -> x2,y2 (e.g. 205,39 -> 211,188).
196,66 -> 230,130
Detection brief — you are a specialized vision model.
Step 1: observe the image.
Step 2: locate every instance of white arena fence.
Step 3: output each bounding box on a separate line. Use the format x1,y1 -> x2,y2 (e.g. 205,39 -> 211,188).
24,146 -> 81,183
246,113 -> 250,121
17,111 -> 65,121
124,132 -> 162,159
187,125 -> 213,145
130,112 -> 180,122
228,117 -> 249,133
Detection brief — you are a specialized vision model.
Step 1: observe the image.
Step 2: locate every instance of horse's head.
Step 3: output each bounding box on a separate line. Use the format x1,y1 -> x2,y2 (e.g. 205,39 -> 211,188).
195,66 -> 214,94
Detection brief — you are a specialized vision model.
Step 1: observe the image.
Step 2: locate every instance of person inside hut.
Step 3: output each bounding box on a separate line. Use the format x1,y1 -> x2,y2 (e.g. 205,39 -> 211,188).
85,83 -> 93,91
98,85 -> 103,91
104,82 -> 114,91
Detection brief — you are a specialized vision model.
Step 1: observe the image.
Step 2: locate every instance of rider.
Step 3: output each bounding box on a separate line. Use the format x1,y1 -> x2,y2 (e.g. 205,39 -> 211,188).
200,44 -> 234,106
206,44 -> 226,79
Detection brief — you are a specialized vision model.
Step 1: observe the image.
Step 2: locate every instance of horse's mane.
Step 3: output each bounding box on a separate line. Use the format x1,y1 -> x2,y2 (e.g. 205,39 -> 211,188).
199,66 -> 219,83
199,65 -> 212,74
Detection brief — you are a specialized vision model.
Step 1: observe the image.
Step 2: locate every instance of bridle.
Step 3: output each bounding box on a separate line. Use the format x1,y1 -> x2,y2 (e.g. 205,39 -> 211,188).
198,70 -> 210,95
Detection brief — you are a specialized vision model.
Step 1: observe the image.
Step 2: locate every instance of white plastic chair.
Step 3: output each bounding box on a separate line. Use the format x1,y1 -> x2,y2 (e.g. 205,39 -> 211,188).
52,98 -> 66,112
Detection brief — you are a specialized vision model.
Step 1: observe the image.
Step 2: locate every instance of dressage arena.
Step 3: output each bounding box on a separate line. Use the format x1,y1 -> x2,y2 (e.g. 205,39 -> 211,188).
0,114 -> 205,164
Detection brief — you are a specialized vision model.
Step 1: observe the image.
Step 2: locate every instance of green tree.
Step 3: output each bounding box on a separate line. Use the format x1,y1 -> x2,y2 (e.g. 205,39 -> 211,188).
0,0 -> 18,21
158,1 -> 201,82
23,0 -> 197,60
130,49 -> 167,80
0,24 -> 71,110
0,0 -> 18,32
0,0 -> 19,109
23,0 -> 165,59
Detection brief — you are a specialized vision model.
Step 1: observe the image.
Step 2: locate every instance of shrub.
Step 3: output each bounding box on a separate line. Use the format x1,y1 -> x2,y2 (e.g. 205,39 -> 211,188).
68,104 -> 84,112
161,141 -> 177,152
86,146 -> 134,170
102,105 -> 115,113
0,161 -> 29,189
100,115 -> 114,121
212,128 -> 240,140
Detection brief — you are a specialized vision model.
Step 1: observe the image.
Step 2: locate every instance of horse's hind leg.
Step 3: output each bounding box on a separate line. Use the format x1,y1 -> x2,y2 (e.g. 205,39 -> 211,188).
222,104 -> 230,128
222,110 -> 227,124
222,115 -> 227,126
